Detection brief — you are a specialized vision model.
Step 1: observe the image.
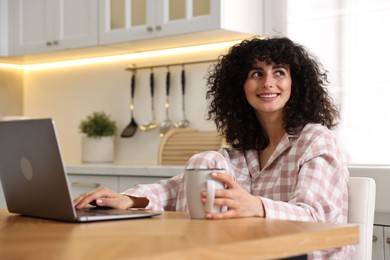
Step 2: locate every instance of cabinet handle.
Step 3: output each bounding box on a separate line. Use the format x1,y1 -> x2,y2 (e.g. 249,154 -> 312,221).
155,25 -> 162,31
147,26 -> 153,32
72,182 -> 101,188
373,235 -> 378,242
387,237 -> 390,244
46,41 -> 59,46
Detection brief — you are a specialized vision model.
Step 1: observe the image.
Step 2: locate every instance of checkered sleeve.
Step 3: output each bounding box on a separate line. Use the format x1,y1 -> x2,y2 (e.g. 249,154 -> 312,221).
262,128 -> 349,223
120,173 -> 184,211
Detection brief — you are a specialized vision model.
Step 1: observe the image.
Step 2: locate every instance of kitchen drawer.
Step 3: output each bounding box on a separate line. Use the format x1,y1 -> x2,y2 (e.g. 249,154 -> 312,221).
0,180 -> 6,208
119,176 -> 169,192
68,174 -> 119,199
373,225 -> 385,260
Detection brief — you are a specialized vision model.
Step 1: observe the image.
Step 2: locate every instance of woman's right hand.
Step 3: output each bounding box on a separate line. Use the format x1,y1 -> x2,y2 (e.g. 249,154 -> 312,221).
73,187 -> 136,210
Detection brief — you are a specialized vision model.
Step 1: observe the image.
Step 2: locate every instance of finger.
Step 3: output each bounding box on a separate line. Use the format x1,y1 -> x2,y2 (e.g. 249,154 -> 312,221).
74,188 -> 115,209
213,197 -> 239,210
206,209 -> 237,219
214,188 -> 234,199
210,172 -> 237,189
74,193 -> 95,209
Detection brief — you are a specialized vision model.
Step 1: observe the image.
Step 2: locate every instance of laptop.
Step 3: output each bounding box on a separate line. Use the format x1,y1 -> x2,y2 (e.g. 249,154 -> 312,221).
0,118 -> 161,222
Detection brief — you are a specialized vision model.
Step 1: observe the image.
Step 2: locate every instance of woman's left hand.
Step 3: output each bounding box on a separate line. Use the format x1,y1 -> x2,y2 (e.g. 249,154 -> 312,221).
201,171 -> 265,219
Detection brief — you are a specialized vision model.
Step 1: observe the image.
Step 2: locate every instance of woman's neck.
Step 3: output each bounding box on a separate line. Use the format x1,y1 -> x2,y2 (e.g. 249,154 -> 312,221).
257,112 -> 285,147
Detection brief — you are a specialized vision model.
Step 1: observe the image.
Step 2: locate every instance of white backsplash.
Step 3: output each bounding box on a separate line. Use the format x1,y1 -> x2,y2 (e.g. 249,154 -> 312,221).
23,60 -> 216,164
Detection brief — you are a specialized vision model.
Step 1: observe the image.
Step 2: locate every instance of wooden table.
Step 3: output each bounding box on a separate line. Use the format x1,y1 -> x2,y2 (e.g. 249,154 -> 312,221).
0,209 -> 358,260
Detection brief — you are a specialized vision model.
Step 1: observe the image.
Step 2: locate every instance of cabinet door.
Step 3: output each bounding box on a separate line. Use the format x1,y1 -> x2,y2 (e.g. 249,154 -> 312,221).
10,0 -> 54,55
373,225 -> 385,260
68,175 -> 119,199
99,0 -> 155,44
385,226 -> 390,259
54,0 -> 98,50
99,0 -> 218,44
119,176 -> 168,192
10,0 -> 98,55
154,0 -> 219,37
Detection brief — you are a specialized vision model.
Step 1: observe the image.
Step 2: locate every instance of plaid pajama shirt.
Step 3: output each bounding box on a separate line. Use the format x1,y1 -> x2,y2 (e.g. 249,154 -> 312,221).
122,123 -> 354,259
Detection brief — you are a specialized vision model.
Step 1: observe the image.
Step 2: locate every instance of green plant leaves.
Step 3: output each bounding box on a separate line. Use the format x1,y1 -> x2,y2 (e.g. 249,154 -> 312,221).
79,112 -> 117,138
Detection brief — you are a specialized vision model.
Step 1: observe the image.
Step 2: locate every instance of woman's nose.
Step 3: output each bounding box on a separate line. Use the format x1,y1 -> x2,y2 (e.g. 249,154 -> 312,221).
263,75 -> 275,88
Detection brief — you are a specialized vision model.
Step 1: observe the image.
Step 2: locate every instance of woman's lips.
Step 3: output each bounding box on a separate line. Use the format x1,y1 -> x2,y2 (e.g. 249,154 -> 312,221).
257,93 -> 280,99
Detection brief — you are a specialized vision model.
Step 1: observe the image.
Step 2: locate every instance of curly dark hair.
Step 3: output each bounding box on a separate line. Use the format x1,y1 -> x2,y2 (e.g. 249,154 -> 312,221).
206,37 -> 340,151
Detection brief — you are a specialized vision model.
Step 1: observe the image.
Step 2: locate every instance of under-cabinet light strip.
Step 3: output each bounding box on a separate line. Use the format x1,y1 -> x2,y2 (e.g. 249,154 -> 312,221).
0,63 -> 23,70
0,40 -> 240,71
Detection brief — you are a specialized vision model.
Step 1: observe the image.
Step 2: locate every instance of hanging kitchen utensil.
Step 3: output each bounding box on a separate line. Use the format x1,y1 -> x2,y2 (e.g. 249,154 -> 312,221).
159,68 -> 172,136
140,69 -> 159,131
174,65 -> 190,128
121,71 -> 138,137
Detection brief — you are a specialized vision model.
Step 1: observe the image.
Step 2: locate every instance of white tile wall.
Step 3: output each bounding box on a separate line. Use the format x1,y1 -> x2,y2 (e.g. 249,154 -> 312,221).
23,59 -> 217,164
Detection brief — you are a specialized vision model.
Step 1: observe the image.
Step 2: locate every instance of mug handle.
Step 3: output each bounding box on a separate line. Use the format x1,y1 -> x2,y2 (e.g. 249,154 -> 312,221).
205,180 -> 216,212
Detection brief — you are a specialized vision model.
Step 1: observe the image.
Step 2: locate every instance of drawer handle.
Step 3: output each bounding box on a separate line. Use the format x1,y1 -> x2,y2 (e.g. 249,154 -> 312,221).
72,182 -> 101,188
387,237 -> 390,244
373,235 -> 378,243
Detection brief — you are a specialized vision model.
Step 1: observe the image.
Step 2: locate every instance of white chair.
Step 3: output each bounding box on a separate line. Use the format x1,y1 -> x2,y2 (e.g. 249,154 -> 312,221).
348,177 -> 376,260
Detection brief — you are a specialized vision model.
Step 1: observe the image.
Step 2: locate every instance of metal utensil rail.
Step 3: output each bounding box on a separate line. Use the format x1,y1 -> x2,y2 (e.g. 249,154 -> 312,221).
124,59 -> 218,71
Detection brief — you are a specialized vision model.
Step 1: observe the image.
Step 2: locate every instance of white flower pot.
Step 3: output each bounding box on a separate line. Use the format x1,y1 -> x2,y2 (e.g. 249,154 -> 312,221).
81,136 -> 114,163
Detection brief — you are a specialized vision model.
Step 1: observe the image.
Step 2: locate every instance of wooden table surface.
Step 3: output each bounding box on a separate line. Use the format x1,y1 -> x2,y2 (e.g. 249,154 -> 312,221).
0,208 -> 358,260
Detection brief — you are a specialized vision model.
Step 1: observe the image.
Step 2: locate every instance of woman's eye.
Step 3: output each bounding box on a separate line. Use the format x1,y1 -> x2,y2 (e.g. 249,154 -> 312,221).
251,71 -> 262,78
275,70 -> 286,76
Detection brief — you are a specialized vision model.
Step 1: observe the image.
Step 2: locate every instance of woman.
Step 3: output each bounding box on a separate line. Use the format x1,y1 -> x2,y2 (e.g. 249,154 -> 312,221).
74,37 -> 353,259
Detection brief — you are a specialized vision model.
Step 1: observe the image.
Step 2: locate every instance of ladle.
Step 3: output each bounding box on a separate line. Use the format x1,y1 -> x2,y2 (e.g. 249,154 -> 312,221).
140,70 -> 159,131
121,73 -> 138,137
159,69 -> 172,136
175,66 -> 190,128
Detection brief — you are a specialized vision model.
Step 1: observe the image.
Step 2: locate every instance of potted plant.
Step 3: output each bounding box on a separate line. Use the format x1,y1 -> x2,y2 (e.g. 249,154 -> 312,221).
79,111 -> 117,163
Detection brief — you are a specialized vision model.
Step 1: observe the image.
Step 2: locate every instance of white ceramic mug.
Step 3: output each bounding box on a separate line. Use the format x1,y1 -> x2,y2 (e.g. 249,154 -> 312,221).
184,168 -> 225,219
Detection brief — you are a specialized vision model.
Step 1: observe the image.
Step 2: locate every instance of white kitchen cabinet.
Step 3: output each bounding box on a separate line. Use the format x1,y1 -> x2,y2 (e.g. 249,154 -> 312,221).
67,174 -> 170,199
67,174 -> 119,199
372,212 -> 390,259
7,0 -> 98,56
372,225 -> 390,260
385,226 -> 390,259
99,0 -> 263,46
373,225 -> 385,260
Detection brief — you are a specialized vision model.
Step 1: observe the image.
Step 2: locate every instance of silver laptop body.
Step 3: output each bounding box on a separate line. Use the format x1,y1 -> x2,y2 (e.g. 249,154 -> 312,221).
0,118 -> 160,222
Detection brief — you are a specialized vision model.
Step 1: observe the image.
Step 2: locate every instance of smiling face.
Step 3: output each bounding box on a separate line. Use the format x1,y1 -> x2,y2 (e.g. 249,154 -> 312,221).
244,60 -> 292,120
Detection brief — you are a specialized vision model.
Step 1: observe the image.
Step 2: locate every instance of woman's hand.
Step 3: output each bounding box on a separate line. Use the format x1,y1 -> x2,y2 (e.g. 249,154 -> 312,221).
202,172 -> 265,219
73,187 -> 147,210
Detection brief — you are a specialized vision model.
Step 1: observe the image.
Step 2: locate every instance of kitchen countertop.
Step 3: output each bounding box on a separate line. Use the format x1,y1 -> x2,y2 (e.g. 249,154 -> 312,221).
65,163 -> 184,178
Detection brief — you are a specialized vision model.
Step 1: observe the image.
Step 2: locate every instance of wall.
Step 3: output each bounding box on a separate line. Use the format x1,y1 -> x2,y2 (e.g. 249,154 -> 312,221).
23,49 -> 227,164
0,68 -> 23,117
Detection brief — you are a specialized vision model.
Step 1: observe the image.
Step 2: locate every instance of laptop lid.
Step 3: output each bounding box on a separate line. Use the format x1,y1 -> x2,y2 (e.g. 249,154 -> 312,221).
0,118 -> 160,222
